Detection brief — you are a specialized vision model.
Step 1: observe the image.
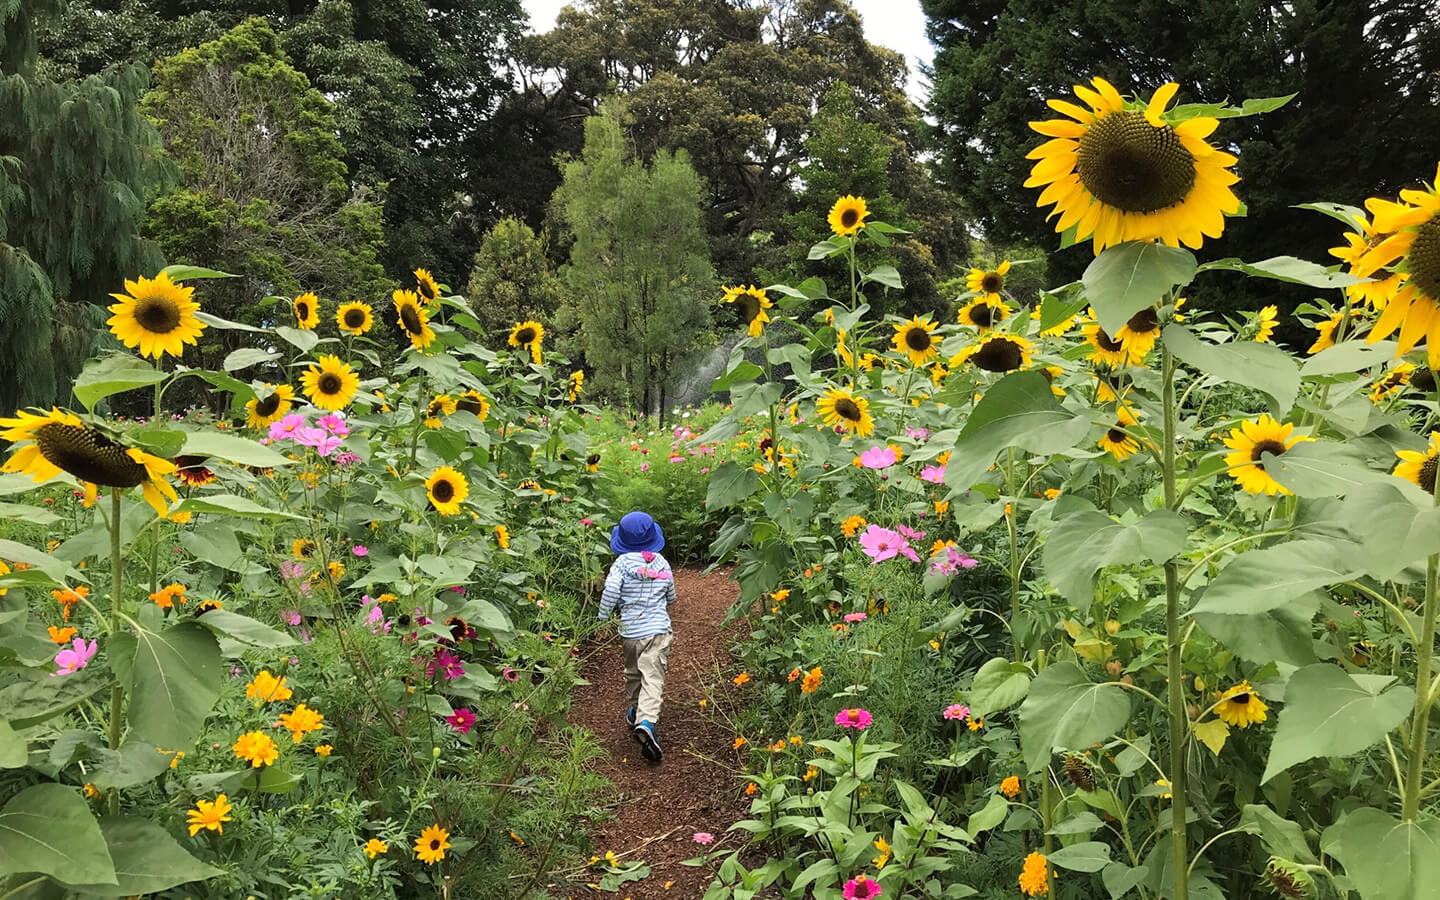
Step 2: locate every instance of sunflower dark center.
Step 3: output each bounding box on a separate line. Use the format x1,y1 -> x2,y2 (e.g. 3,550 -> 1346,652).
343,308 -> 366,328
1422,456 -> 1438,494
419,281 -> 437,301
298,541 -> 315,557
1126,308 -> 1159,334
428,401 -> 444,417
457,395 -> 484,415
255,393 -> 282,417
296,301 -> 311,321
1095,327 -> 1124,351
400,305 -> 423,334
735,295 -> 760,323
834,397 -> 862,421
429,839 -> 441,850
904,327 -> 933,352
432,479 -> 455,503
318,374 -> 342,395
516,327 -> 536,344
973,339 -> 1024,372
841,207 -> 860,228
1231,692 -> 1251,705
1413,368 -> 1438,393
135,295 -> 181,333
1408,218 -> 1440,301
1106,427 -> 1127,443
981,272 -> 1004,294
36,423 -> 146,487
586,454 -> 600,466
1077,110 -> 1197,213
1249,439 -> 1287,466
969,304 -> 995,327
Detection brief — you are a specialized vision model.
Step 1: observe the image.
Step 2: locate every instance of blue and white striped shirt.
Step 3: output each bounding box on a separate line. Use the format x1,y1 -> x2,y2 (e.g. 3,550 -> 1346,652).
599,552 -> 676,638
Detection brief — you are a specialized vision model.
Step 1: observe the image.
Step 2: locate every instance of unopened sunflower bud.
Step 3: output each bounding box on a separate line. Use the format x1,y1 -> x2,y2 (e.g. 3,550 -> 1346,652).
1120,674 -> 1134,686
1405,596 -> 1419,609
1063,754 -> 1096,791
1263,857 -> 1315,899
1324,619 -> 1340,632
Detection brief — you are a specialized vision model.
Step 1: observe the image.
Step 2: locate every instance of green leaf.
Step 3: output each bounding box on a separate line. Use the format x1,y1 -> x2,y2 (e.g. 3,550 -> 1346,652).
108,622 -> 222,749
0,538 -> 82,584
222,347 -> 279,372
712,361 -> 762,392
1081,242 -> 1197,335
1322,807 -> 1440,900
65,815 -> 221,896
161,264 -> 235,281
1197,255 -> 1362,289
763,491 -> 815,534
1187,539 -> 1358,616
807,239 -> 844,260
195,311 -> 264,332
1162,324 -> 1299,412
1049,812 -> 1103,836
1262,665 -> 1414,782
72,354 -> 167,411
966,794 -> 1008,835
1193,591 -> 1320,667
193,610 -> 297,649
1301,340 -> 1398,376
1047,841 -> 1112,872
730,381 -> 783,418
1102,861 -> 1150,899
1295,202 -> 1367,230
0,500 -> 59,525
943,371 -> 1091,492
862,265 -> 903,289
706,462 -> 760,510
0,719 -> 26,768
966,657 -> 1031,718
1239,805 -> 1317,865
1,668 -> 108,728
89,740 -> 175,791
173,494 -> 303,520
1167,94 -> 1295,121
0,783 -> 115,885
1039,292 -> 1088,332
1043,510 -> 1187,612
1018,662 -> 1130,773
1259,440 -> 1392,498
273,325 -> 319,354
179,431 -> 293,468
1339,483 -> 1440,581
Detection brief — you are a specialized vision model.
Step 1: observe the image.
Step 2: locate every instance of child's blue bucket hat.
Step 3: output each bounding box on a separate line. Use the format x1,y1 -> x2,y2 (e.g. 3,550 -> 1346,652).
611,511 -> 665,554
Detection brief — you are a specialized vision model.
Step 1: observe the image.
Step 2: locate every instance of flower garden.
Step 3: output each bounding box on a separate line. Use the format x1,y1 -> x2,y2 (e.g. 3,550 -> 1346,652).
3,71 -> 1440,900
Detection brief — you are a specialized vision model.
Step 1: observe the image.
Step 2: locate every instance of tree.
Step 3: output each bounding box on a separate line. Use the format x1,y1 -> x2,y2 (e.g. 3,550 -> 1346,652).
553,108 -> 715,421
465,217 -> 564,346
0,0 -> 172,412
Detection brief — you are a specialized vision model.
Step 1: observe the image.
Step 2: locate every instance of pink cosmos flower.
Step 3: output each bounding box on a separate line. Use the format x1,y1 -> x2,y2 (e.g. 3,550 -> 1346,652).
366,605 -> 384,625
692,832 -> 715,845
52,637 -> 97,676
279,560 -> 305,580
352,545 -> 369,557
427,649 -> 465,680
835,708 -> 873,731
317,414 -> 349,437
640,462 -> 649,471
859,525 -> 904,563
899,543 -> 921,563
858,446 -> 897,469
943,703 -> 970,721
502,666 -> 520,682
332,451 -> 360,466
446,707 -> 476,735
843,875 -> 883,900
669,455 -> 685,463
294,426 -> 343,457
905,427 -> 931,442
843,612 -> 868,624
897,524 -> 927,542
919,464 -> 946,483
280,609 -> 302,626
269,414 -> 306,442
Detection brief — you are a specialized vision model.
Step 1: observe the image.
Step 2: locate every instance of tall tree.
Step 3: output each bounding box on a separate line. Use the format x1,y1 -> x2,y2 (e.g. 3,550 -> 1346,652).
553,108 -> 715,420
465,217 -> 564,347
0,0 -> 172,412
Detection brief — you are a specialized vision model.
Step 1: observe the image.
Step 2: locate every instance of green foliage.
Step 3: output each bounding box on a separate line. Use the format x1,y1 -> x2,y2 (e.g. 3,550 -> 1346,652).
464,216 -> 563,347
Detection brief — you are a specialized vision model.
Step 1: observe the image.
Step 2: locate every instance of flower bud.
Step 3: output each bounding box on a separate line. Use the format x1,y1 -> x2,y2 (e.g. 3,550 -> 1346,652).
1105,660 -> 1123,677
1262,857 -> 1315,899
1104,620 -> 1121,635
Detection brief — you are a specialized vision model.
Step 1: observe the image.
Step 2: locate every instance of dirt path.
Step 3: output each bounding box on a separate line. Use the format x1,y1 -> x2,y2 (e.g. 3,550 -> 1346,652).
561,568 -> 747,898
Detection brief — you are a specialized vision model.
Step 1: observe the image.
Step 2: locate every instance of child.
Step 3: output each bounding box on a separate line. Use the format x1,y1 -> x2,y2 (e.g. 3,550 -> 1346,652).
598,510 -> 675,763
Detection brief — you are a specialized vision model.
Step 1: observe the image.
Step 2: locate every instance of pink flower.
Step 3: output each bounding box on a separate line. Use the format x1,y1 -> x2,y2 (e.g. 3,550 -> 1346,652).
333,451 -> 360,466
858,446 -> 897,469
317,414 -> 349,437
352,545 -> 369,557
580,518 -> 594,527
280,609 -> 302,626
858,525 -> 903,563
366,605 -> 384,625
835,708 -> 873,731
899,544 -> 921,563
692,832 -> 715,845
279,560 -> 306,580
905,427 -> 931,442
897,524 -> 927,541
843,612 -> 868,624
919,464 -> 946,483
52,638 -> 97,676
843,875 -> 882,900
669,455 -> 685,463
427,649 -> 465,680
943,703 -> 970,721
641,551 -> 656,562
294,426 -> 343,457
446,707 -> 476,735
640,462 -> 649,472
502,666 -> 520,682
269,414 -> 306,442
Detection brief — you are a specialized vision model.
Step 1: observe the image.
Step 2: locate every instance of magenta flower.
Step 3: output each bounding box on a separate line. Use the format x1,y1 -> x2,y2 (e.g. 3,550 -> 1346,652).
280,609 -> 302,626
640,462 -> 649,471
943,703 -> 970,721
641,551 -> 655,562
905,427 -> 931,442
280,560 -> 305,580
332,451 -> 360,466
294,426 -> 343,457
580,518 -> 594,527
269,414 -> 306,442
858,525 -> 904,563
52,637 -> 97,676
843,875 -> 883,899
897,524 -> 927,542
366,605 -> 384,625
899,543 -> 921,563
446,707 -> 476,735
843,612 -> 868,624
858,446 -> 897,469
919,464 -> 946,483
502,666 -> 520,682
317,413 -> 349,437
352,544 -> 369,557
692,832 -> 715,845
835,708 -> 873,731
427,649 -> 465,680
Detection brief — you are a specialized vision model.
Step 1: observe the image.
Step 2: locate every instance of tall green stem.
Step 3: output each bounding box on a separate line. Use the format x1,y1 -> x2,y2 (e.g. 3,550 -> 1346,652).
1402,488 -> 1440,822
106,490 -> 124,815
1160,338 -> 1188,899
1006,448 -> 1021,661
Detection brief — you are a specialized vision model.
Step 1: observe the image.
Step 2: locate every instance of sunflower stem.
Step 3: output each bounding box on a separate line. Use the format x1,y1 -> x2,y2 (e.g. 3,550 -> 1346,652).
106,489 -> 124,816
1160,336 -> 1189,900
1006,447 -> 1021,662
1401,489 -> 1440,822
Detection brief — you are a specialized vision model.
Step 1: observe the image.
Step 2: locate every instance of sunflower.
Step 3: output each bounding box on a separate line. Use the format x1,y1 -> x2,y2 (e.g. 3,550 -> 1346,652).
1033,305 -> 1080,337
836,328 -> 854,366
455,389 -> 490,421
393,290 -> 436,350
568,370 -> 584,402
107,271 -> 206,359
1097,406 -> 1141,460
1042,364 -> 1066,396
816,386 -> 874,436
245,384 -> 295,429
414,825 -> 451,865
1214,681 -> 1268,728
892,316 -> 940,366
292,538 -> 316,559
1092,369 -> 1129,403
1114,306 -> 1161,361
966,260 -> 1011,301
336,302 -> 373,336
1222,415 -> 1313,496
292,293 -> 320,330
174,455 -> 215,487
426,466 -> 469,515
1026,78 -> 1240,253
1370,362 -> 1414,404
828,195 -> 869,237
425,394 -> 457,428
1307,310 -> 1351,354
722,286 -> 772,338
1359,164 -> 1440,365
1330,217 -> 1402,310
508,321 -> 545,364
1393,431 -> 1440,494
950,333 -> 1035,373
957,297 -> 1011,332
1254,305 -> 1278,343
301,356 -> 359,412
414,269 -> 442,306
585,454 -> 600,472
0,408 -> 178,516
1413,367 -> 1438,394
1082,318 -> 1131,367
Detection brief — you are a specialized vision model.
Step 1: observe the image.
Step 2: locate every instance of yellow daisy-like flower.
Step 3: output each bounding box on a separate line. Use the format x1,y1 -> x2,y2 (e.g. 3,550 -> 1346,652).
1307,310 -> 1352,354
233,730 -> 279,768
455,389 -> 490,420
292,292 -> 320,330
956,296 -> 1011,332
245,669 -> 293,704
1214,681 -> 1268,728
585,453 -> 601,472
1330,215 -> 1402,310
722,286 -> 773,339
1114,306 -> 1162,361
300,355 -> 360,412
415,825 -> 451,865
1370,362 -> 1414,404
508,320 -> 545,364
949,333 -> 1035,373
276,703 -> 324,743
394,289 -> 436,350
1098,406 -> 1141,460
1000,775 -> 1021,799
815,386 -> 874,436
1222,415 -> 1312,496
425,466 -> 469,516
1019,851 -> 1050,896
245,384 -> 295,429
1359,164 -> 1440,365
966,260 -> 1011,301
841,515 -> 867,537
106,271 -> 206,359
292,538 -> 316,559
1082,317 -> 1132,367
315,743 -> 333,757
828,195 -> 869,236
1025,78 -> 1240,253
336,301 -> 373,336
1393,431 -> 1440,495
1254,305 -> 1278,343
425,394 -> 458,428
568,370 -> 585,402
414,268 -> 442,306
494,524 -> 511,548
891,316 -> 939,366
364,838 -> 388,858
186,795 -> 232,836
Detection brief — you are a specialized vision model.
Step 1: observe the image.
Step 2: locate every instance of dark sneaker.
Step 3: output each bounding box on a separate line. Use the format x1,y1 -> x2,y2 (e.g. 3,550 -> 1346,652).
625,706 -> 637,727
633,721 -> 662,763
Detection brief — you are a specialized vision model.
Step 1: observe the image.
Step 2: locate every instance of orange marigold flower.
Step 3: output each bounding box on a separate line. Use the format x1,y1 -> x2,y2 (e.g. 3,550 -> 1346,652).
48,625 -> 77,644
732,671 -> 750,686
801,666 -> 823,694
733,736 -> 747,750
1000,776 -> 1021,799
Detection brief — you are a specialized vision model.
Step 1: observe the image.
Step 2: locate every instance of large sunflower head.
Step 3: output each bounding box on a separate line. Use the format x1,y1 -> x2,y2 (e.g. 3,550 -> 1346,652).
949,333 -> 1035,373
336,302 -> 373,336
1026,78 -> 1239,253
426,466 -> 469,515
245,384 -> 295,429
957,297 -> 1011,332
414,269 -> 441,305
455,389 -> 490,421
1359,165 -> 1440,365
828,195 -> 869,237
1330,216 -> 1399,311
300,356 -> 360,412
1097,406 -> 1141,460
891,316 -> 940,366
107,272 -> 205,360
721,286 -> 773,338
1114,306 -> 1161,361
393,290 -> 436,350
1222,414 -> 1313,496
292,293 -> 320,330
965,260 -> 1012,299
815,385 -> 874,437
508,321 -> 545,364
1393,431 -> 1440,494
1082,311 -> 1131,367
1214,681 -> 1268,728
0,408 -> 177,515
1306,309 -> 1367,355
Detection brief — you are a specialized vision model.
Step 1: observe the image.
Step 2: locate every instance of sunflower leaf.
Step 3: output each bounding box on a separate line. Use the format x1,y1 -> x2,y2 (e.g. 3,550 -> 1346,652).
161,264 -> 236,281
1018,662 -> 1130,773
72,353 -> 169,411
1081,242 -> 1196,336
0,783 -> 115,884
1262,665 -> 1413,783
1295,202 -> 1368,230
1197,255 -> 1363,289
108,621 -> 222,750
179,431 -> 294,468
1300,340 -> 1398,376
1165,94 -> 1295,121
1186,539 -> 1359,616
1321,807 -> 1440,900
273,325 -> 319,354
1162,324 -> 1299,413
942,371 -> 1091,492
1042,509 -> 1188,612
59,815 -> 222,895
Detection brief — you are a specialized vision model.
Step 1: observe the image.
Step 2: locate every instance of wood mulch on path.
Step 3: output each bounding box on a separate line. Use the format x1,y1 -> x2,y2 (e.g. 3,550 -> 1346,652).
554,567 -> 749,899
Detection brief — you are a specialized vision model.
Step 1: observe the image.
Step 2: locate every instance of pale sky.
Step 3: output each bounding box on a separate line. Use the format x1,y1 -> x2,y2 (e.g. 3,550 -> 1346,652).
518,0 -> 935,104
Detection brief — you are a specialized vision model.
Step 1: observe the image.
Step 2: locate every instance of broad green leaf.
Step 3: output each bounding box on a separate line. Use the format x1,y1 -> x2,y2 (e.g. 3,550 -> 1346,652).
0,500 -> 59,525
1262,665 -> 1414,782
1,668 -> 108,728
1042,509 -> 1187,611
222,347 -> 279,371
1038,291 -> 1087,333
195,311 -> 264,332
64,815 -> 221,896
1295,201 -> 1367,229
0,783 -> 115,884
706,462 -> 760,510
943,371 -> 1090,492
0,538 -> 82,583
173,494 -> 303,520
1167,94 -> 1294,121
807,239 -> 844,260
863,264 -> 903,289
966,794 -> 1007,835
1301,340 -> 1398,376
1193,591 -> 1321,667
1102,861 -> 1150,899
90,740 -> 174,791
1240,804 -> 1317,865
193,610 -> 297,649
967,657 -> 1031,718
731,381 -> 784,418
1339,482 -> 1440,581
1049,812 -> 1103,836
1047,841 -> 1112,872
763,490 -> 815,533
0,719 -> 25,768
1082,242 -> 1197,335
161,264 -> 235,280
1018,662 -> 1131,773
1260,440 -> 1391,498
1187,540 -> 1358,616
712,361 -> 762,391
109,622 -> 222,749
1198,255 -> 1362,289
273,325 -> 319,353
1162,324 -> 1299,412
179,431 -> 293,468
72,354 -> 166,411
1322,807 -> 1440,900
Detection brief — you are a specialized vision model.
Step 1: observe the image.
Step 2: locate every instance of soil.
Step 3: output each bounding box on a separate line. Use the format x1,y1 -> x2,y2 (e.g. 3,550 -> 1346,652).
557,567 -> 748,898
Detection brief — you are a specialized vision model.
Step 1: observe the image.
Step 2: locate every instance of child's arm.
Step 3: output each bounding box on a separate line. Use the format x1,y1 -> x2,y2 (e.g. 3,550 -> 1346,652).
598,560 -> 625,621
664,568 -> 677,605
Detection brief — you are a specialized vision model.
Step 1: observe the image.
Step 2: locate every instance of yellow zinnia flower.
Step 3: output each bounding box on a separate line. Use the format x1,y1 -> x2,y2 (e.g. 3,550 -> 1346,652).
233,730 -> 279,767
186,795 -> 232,836
106,271 -> 206,359
1019,851 -> 1050,896
276,703 -> 325,743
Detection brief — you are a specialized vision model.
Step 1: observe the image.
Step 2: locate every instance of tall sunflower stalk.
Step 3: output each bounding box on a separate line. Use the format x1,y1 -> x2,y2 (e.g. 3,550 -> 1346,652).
1159,318 -> 1189,899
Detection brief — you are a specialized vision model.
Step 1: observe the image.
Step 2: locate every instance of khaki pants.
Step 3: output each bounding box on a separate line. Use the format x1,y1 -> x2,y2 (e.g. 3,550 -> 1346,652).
623,633 -> 672,725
